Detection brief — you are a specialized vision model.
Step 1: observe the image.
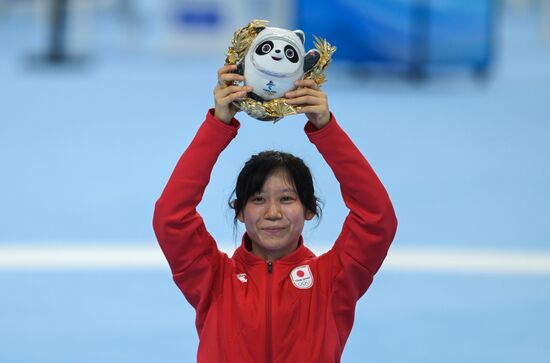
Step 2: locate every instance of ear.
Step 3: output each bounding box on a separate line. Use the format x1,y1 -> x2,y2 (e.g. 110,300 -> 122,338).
303,50 -> 320,73
255,27 -> 266,35
305,210 -> 315,221
294,30 -> 305,44
237,211 -> 245,223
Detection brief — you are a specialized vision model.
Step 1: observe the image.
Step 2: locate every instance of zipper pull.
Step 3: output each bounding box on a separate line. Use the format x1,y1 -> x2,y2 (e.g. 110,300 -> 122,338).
267,261 -> 273,274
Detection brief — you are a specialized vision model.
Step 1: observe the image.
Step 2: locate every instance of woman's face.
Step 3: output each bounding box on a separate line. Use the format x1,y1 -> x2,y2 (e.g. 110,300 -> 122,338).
238,168 -> 314,262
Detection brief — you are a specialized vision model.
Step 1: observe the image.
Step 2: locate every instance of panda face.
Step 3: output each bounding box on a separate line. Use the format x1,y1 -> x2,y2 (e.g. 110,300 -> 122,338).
251,37 -> 302,75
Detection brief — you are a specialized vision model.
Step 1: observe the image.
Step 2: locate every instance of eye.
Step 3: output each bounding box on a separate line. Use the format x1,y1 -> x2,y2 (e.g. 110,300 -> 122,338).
250,195 -> 265,203
280,195 -> 296,203
284,45 -> 299,63
255,41 -> 274,56
285,48 -> 294,59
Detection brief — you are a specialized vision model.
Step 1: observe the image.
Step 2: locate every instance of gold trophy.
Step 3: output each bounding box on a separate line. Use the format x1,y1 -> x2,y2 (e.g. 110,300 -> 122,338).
225,20 -> 336,122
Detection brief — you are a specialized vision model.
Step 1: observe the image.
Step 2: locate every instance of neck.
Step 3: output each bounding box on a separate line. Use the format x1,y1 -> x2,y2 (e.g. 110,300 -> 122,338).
246,236 -> 300,262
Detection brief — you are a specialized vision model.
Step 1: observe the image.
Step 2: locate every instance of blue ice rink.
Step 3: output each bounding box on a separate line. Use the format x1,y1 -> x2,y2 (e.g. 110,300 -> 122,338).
1,6 -> 550,363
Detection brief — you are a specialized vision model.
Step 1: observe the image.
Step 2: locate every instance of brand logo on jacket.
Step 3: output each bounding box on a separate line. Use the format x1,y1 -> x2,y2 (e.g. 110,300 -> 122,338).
290,265 -> 313,289
236,273 -> 248,283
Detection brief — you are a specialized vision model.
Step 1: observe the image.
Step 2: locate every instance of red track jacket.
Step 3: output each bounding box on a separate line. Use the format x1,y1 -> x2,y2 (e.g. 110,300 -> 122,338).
153,110 -> 397,363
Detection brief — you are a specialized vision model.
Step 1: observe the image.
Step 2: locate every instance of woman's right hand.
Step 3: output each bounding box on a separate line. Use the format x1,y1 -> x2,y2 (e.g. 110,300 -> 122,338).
214,65 -> 252,124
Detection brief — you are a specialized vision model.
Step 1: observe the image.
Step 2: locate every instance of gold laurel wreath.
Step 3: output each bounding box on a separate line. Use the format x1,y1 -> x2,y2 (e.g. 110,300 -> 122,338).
225,19 -> 336,122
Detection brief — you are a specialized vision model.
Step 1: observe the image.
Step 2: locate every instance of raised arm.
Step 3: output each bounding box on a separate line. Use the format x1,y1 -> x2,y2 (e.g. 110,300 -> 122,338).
152,110 -> 238,310
152,66 -> 249,316
153,110 -> 238,276
286,80 -> 397,299
307,117 -> 397,284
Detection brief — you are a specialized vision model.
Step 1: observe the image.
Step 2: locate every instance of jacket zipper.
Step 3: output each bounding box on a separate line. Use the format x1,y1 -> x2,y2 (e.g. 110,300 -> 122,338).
266,261 -> 273,363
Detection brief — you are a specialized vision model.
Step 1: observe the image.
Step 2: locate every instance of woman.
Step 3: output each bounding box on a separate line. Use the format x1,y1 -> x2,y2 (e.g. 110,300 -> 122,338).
153,64 -> 397,362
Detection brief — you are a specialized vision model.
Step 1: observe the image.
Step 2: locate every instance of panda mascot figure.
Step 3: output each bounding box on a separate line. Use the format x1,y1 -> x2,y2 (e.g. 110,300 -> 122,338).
236,26 -> 321,102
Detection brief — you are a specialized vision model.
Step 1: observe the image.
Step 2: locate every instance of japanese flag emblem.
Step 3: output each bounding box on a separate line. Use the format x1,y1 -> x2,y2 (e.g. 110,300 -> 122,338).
290,265 -> 313,289
236,273 -> 248,283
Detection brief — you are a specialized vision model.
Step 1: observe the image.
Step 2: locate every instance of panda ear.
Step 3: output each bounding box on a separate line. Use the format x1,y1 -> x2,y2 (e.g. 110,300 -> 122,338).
294,30 -> 305,44
303,50 -> 320,73
255,27 -> 266,35
234,62 -> 244,76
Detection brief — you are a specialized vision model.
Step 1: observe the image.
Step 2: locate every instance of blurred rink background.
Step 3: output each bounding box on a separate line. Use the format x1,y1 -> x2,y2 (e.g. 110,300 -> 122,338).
1,0 -> 550,362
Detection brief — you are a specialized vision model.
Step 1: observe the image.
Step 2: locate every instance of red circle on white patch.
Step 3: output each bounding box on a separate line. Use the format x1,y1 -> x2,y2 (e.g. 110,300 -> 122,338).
290,265 -> 314,289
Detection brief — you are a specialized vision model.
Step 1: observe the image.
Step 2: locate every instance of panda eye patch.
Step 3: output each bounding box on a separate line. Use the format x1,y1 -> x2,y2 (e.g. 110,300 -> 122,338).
285,48 -> 294,58
284,45 -> 299,63
256,41 -> 274,55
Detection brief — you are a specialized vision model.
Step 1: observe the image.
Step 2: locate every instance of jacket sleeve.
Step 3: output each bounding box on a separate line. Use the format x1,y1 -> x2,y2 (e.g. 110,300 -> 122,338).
306,115 -> 398,301
152,109 -> 239,321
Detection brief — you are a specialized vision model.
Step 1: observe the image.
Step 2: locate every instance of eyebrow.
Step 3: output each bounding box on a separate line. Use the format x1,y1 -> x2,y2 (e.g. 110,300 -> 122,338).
280,188 -> 297,193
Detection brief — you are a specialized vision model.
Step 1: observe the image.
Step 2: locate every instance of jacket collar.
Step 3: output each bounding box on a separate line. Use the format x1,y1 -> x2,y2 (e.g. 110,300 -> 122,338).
232,233 -> 316,266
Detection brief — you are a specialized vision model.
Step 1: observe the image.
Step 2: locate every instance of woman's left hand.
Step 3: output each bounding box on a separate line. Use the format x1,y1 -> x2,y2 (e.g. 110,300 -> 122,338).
285,79 -> 331,129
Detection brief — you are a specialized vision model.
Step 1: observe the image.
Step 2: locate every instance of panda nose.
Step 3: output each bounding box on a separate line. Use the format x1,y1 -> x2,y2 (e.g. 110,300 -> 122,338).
274,49 -> 281,53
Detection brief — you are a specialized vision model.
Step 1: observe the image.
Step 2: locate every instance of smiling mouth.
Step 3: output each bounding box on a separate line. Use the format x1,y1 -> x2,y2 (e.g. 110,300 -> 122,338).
271,56 -> 282,61
262,227 -> 285,234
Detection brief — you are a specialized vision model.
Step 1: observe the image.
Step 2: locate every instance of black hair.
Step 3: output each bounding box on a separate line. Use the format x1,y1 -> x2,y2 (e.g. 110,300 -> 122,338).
229,150 -> 322,228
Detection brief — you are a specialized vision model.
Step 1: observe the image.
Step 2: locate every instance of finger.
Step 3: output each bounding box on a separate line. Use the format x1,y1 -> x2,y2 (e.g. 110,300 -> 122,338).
285,95 -> 324,106
294,79 -> 320,89
285,87 -> 323,98
218,73 -> 245,87
218,89 -> 249,105
216,86 -> 252,104
220,72 -> 244,81
217,85 -> 251,96
217,64 -> 237,77
293,105 -> 324,114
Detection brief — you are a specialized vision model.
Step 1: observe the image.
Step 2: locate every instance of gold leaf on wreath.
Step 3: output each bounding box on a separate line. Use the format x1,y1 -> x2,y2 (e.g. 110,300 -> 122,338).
265,99 -> 298,118
226,20 -> 269,65
225,20 -> 336,122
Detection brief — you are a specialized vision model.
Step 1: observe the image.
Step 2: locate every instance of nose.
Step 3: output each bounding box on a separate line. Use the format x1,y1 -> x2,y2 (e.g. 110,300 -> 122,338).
264,201 -> 282,220
274,49 -> 281,53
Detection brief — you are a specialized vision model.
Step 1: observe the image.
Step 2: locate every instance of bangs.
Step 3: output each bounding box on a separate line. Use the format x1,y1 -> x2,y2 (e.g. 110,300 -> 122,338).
230,150 -> 321,224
